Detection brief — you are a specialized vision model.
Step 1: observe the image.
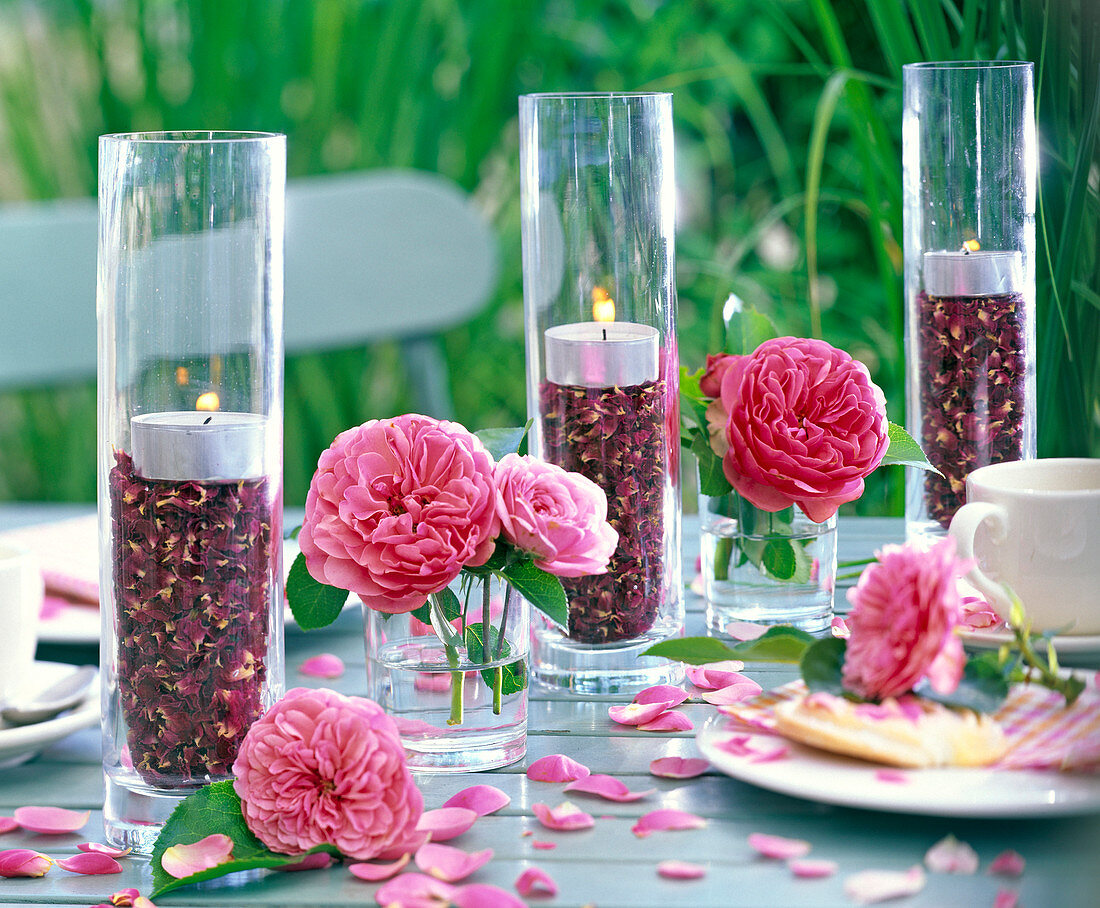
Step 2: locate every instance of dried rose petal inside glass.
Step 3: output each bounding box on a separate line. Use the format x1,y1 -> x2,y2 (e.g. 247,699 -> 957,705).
109,451 -> 276,785
539,379 -> 668,643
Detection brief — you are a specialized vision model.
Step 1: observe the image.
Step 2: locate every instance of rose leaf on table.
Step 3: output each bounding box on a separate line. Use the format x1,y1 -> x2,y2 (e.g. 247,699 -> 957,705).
644,625 -> 816,665
148,781 -> 339,898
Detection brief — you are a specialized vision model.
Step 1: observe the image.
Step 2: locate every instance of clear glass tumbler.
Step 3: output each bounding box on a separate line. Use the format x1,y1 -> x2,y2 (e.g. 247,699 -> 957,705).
97,131 -> 286,851
902,62 -> 1037,543
519,92 -> 683,696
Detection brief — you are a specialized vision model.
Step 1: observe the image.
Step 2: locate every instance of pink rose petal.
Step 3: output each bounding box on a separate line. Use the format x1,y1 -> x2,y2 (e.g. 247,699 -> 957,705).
298,652 -> 345,678
831,615 -> 850,637
789,858 -> 838,878
160,833 -> 234,879
531,840 -> 556,850
657,860 -> 707,879
631,809 -> 707,837
442,785 -> 511,816
748,742 -> 789,763
532,802 -> 595,831
133,899 -> 157,908
109,888 -> 141,906
416,807 -> 478,842
844,866 -> 926,904
748,832 -> 812,860
56,852 -> 123,875
608,701 -> 674,726
79,843 -> 132,858
874,769 -> 910,784
564,774 -> 655,802
994,888 -> 1020,908
649,756 -> 709,779
415,842 -> 493,883
0,818 -> 16,835
633,685 -> 689,707
924,834 -> 978,874
725,620 -> 769,640
452,883 -> 526,908
686,661 -> 746,690
349,853 -> 411,881
700,679 -> 763,705
13,805 -> 90,834
0,849 -> 53,878
989,849 -> 1026,878
526,754 -> 591,783
516,866 -> 558,897
274,852 -> 333,871
375,871 -> 456,906
373,829 -> 431,862
638,711 -> 694,732
415,672 -> 452,692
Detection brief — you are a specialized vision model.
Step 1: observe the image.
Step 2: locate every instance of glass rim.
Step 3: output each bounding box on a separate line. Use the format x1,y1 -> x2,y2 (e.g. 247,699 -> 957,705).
520,91 -> 671,101
902,60 -> 1032,72
99,130 -> 285,144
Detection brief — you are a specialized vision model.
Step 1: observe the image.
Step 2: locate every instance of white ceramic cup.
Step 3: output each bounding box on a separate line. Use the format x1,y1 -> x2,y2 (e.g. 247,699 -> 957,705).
948,458 -> 1100,634
0,542 -> 42,702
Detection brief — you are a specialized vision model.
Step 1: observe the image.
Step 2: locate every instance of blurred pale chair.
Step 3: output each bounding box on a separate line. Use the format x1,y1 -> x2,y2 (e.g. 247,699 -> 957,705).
0,168 -> 497,497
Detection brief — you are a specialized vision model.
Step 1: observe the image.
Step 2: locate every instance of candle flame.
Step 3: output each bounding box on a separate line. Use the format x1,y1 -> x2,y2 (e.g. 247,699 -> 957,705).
175,366 -> 189,386
195,392 -> 221,412
592,286 -> 615,323
962,239 -> 980,253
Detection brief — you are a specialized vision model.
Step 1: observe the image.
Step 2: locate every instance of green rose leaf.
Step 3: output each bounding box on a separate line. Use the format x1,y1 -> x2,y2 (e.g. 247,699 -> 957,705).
881,422 -> 939,473
644,635 -> 743,665
476,423 -> 530,460
149,781 -> 338,898
915,653 -> 1011,714
286,552 -> 350,630
691,431 -> 733,497
800,637 -> 847,694
501,559 -> 568,629
762,537 -> 811,583
465,622 -> 528,695
725,305 -> 779,356
645,626 -> 816,665
410,584 -> 463,627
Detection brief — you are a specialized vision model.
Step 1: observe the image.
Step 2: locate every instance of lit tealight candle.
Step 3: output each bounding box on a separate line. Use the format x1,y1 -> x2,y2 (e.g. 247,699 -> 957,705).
131,411 -> 267,482
924,245 -> 1023,298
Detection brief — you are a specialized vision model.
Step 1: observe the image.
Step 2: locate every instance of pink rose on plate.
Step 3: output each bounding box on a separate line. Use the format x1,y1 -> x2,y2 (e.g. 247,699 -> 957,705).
719,337 -> 888,522
233,688 -> 423,860
842,537 -> 968,701
299,414 -> 499,613
494,453 -> 617,577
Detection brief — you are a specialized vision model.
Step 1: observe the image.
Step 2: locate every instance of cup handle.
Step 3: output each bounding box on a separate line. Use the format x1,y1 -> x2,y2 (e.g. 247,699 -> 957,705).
948,501 -> 1012,617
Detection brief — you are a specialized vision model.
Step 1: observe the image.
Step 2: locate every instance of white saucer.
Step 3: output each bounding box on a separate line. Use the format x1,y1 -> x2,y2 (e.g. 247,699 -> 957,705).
959,627 -> 1100,656
0,662 -> 99,767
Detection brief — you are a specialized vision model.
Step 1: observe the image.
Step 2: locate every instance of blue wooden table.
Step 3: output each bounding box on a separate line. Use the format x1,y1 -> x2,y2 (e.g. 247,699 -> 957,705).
1,504 -> 1097,907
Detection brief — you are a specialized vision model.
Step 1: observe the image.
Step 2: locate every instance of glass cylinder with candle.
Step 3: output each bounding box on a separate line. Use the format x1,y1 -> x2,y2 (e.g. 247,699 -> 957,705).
902,62 -> 1037,542
97,132 -> 285,851
519,92 -> 683,695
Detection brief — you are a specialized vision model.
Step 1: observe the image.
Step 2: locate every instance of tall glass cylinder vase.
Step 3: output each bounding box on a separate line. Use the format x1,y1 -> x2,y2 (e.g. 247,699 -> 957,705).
902,62 -> 1036,543
97,131 -> 286,852
519,92 -> 683,696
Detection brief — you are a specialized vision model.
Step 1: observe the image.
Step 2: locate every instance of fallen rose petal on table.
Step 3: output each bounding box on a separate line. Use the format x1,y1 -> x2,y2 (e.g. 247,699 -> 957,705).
108,888 -> 141,906
159,833 -> 234,879
531,802 -> 595,832
298,653 -> 345,678
638,711 -> 694,733
657,860 -> 707,880
844,866 -> 926,904
924,834 -> 978,874
526,754 -> 591,782
725,621 -> 769,640
375,871 -> 456,906
631,809 -> 707,837
133,898 -> 158,908
685,661 -> 745,691
415,842 -> 493,882
348,853 -> 410,881
700,679 -> 763,705
649,756 -> 709,779
0,818 -> 16,835
531,840 -> 556,850
608,701 -> 676,726
989,849 -> 1026,877
564,773 -> 655,802
789,858 -> 838,879
78,843 -> 132,858
442,784 -> 511,816
748,832 -> 812,860
373,828 -> 431,862
13,805 -> 90,834
633,684 -> 689,707
516,866 -> 558,897
56,852 -> 123,874
831,615 -> 850,637
0,849 -> 53,877
994,888 -> 1020,908
452,882 -> 526,908
416,807 -> 479,842
273,852 -> 333,872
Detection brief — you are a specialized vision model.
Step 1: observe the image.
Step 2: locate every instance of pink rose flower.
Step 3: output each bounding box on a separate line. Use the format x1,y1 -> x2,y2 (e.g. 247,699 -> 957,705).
299,414 -> 499,613
494,454 -> 617,577
699,352 -> 738,399
233,687 -> 423,860
719,337 -> 888,522
842,537 -> 969,701
700,353 -> 738,457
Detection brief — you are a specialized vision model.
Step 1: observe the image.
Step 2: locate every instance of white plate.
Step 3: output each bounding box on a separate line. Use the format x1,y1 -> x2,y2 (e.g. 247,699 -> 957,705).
960,627 -> 1100,656
0,662 -> 99,767
697,715 -> 1100,818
